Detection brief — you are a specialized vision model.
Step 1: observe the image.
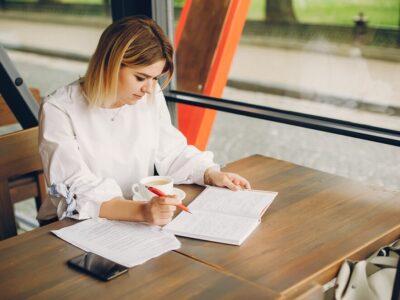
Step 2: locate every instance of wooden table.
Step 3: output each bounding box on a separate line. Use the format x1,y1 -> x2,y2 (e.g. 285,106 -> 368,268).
176,155 -> 400,298
1,154 -> 398,299
0,219 -> 276,299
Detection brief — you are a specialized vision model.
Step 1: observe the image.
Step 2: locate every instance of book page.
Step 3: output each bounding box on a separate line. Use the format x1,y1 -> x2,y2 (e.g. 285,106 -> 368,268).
52,219 -> 180,267
163,210 -> 259,246
188,187 -> 277,219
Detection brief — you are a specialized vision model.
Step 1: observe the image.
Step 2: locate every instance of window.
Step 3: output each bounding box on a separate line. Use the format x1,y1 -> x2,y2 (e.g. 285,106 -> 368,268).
171,0 -> 400,190
0,0 -> 112,100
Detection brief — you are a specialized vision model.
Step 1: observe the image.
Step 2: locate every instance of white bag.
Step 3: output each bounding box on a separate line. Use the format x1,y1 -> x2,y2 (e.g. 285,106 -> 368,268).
335,239 -> 400,300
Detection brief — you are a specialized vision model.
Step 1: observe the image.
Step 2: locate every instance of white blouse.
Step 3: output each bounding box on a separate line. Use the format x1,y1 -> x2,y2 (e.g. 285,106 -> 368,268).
38,81 -> 217,220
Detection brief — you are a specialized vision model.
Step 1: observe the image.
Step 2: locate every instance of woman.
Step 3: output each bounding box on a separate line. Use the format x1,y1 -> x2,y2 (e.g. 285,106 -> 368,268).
38,16 -> 250,226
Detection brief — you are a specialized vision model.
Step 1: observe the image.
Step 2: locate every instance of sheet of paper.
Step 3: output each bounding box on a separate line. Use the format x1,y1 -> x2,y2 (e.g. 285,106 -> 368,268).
188,187 -> 277,219
163,210 -> 259,245
52,219 -> 180,267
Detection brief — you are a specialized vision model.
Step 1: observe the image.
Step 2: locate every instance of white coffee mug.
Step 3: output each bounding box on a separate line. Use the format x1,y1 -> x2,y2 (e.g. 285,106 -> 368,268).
132,176 -> 174,201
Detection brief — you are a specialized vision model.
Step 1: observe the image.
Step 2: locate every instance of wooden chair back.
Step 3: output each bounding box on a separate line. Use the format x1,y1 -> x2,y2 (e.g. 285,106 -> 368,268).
0,88 -> 41,127
0,127 -> 46,240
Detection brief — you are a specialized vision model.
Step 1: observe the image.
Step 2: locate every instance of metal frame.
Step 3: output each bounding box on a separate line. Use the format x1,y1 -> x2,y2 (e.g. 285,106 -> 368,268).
111,0 -> 151,20
0,44 -> 39,128
150,0 -> 177,122
165,90 -> 400,147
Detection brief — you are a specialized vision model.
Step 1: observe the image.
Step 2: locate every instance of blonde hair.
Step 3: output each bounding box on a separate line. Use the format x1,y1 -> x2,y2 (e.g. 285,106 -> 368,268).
81,16 -> 174,108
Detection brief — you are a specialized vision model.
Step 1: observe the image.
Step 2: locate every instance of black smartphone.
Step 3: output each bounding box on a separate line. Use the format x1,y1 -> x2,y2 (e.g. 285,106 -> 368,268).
67,252 -> 128,281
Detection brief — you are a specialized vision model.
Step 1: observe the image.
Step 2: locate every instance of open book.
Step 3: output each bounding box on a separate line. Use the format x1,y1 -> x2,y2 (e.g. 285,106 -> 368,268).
163,186 -> 277,246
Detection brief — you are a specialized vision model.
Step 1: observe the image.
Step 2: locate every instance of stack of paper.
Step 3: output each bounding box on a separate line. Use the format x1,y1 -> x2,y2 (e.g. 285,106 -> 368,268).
52,219 -> 180,267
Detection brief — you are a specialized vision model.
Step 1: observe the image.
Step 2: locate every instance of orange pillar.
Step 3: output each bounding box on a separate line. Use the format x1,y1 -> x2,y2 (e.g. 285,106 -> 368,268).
175,0 -> 250,150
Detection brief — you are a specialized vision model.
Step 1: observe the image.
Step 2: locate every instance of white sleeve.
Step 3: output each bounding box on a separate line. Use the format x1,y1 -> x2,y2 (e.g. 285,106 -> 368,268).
39,101 -> 123,220
154,90 -> 218,185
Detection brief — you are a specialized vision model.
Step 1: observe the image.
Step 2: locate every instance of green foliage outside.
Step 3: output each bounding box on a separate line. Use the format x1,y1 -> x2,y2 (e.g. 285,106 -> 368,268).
6,0 -> 102,3
293,0 -> 398,28
175,0 -> 399,28
6,0 -> 399,28
174,0 -> 185,7
56,0 -> 102,3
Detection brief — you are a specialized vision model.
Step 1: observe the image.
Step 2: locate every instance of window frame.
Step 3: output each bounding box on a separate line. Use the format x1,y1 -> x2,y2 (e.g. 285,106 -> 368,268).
165,90 -> 400,147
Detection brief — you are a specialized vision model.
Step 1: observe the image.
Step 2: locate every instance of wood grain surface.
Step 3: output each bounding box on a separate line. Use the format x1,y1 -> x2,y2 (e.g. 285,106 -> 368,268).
0,127 -> 45,239
0,219 -> 278,299
1,154 -> 397,299
0,127 -> 41,179
175,154 -> 400,298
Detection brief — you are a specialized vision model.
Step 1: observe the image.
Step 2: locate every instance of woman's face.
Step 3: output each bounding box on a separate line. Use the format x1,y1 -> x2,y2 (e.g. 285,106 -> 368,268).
115,59 -> 166,107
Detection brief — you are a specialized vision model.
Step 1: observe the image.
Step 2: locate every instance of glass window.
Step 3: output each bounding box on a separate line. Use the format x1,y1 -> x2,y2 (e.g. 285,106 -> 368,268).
0,0 -> 112,99
173,0 -> 400,131
208,110 -> 400,191
172,0 -> 400,191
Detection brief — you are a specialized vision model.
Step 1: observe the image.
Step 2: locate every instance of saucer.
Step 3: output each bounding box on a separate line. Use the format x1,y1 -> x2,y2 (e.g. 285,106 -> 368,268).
133,187 -> 186,202
172,187 -> 186,202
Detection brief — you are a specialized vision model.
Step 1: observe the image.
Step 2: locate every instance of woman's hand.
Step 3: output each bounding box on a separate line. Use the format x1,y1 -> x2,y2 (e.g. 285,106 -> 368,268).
204,168 -> 251,191
142,196 -> 180,226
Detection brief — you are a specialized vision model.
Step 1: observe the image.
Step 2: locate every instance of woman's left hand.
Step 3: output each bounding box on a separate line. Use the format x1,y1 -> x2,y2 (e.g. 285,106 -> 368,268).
204,168 -> 251,191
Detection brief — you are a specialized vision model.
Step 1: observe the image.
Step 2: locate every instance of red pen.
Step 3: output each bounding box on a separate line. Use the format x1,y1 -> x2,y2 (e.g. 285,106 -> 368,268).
146,185 -> 192,214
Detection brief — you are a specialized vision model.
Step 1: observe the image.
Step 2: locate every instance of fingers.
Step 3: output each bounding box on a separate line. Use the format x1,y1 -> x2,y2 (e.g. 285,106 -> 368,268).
223,176 -> 240,191
143,196 -> 181,225
157,196 -> 181,206
158,211 -> 174,219
244,180 -> 251,189
214,172 -> 251,191
231,174 -> 251,190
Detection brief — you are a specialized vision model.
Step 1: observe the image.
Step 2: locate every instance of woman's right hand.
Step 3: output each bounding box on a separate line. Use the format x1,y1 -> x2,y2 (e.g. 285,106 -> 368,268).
142,196 -> 180,226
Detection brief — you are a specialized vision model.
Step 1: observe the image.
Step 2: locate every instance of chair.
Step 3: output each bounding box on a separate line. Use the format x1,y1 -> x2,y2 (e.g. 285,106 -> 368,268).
0,127 -> 46,240
0,88 -> 41,127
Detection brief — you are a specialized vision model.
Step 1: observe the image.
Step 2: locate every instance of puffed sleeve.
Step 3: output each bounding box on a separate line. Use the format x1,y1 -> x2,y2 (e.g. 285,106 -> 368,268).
39,99 -> 123,220
154,88 -> 219,185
